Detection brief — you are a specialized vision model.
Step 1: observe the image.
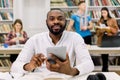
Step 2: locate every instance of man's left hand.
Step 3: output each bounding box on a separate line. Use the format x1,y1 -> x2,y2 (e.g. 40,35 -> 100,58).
46,53 -> 79,76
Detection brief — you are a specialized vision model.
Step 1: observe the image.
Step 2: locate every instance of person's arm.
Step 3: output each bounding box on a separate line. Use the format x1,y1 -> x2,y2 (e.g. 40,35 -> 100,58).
81,16 -> 93,31
86,16 -> 93,30
19,31 -> 28,44
108,18 -> 119,34
95,20 -> 106,37
101,18 -> 119,36
66,19 -> 74,31
23,54 -> 45,71
87,21 -> 93,30
73,34 -> 94,75
5,31 -> 16,45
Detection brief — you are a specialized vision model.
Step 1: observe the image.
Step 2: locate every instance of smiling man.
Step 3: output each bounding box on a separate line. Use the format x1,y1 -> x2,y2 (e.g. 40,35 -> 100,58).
11,9 -> 94,76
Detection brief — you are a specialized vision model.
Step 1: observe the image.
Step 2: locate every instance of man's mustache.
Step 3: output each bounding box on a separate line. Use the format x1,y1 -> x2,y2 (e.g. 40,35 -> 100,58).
52,23 -> 61,27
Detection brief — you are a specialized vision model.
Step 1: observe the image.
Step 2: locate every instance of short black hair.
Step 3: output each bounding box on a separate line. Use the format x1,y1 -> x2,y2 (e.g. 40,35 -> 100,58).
78,1 -> 85,5
47,8 -> 65,18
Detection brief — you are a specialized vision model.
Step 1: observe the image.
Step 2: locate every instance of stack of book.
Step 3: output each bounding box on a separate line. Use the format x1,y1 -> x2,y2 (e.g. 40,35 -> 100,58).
50,0 -> 85,7
89,10 -> 120,19
0,0 -> 13,8
89,0 -> 120,6
0,12 -> 13,21
0,24 -> 13,33
51,0 -> 68,7
0,55 -> 11,67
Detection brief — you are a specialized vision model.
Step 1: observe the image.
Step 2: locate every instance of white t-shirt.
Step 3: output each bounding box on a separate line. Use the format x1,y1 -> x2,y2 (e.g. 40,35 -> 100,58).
11,31 -> 94,75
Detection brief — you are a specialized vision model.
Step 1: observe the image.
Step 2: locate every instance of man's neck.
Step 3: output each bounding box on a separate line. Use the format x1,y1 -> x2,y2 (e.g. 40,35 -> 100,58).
49,33 -> 62,45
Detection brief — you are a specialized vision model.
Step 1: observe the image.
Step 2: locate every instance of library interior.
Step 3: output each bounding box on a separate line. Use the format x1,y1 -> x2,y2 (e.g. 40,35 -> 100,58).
0,0 -> 120,80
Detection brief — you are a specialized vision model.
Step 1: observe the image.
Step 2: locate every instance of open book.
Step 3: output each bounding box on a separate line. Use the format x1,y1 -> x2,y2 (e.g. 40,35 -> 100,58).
100,24 -> 106,28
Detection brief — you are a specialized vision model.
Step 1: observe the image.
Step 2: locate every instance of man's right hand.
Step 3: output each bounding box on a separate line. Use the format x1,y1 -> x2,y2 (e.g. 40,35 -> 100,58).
23,53 -> 46,71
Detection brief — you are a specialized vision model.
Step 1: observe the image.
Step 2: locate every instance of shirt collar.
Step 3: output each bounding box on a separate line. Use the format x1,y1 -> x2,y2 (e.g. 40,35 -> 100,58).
47,31 -> 66,46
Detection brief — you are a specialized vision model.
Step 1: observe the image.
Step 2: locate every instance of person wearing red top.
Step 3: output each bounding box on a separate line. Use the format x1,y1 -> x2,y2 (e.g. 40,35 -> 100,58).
5,19 -> 28,63
5,19 -> 28,45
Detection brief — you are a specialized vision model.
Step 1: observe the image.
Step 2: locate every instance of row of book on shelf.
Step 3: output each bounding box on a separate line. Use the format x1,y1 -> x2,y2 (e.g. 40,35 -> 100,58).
0,0 -> 13,8
0,24 -> 12,33
0,34 -> 6,43
89,0 -> 120,6
63,9 -> 120,19
50,0 -> 83,7
51,0 -> 120,7
0,55 -> 11,67
0,59 -> 11,67
0,12 -> 13,21
89,9 -> 120,19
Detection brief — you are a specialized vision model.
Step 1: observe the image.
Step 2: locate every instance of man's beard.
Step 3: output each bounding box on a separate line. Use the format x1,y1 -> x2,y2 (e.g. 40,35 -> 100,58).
47,22 -> 66,35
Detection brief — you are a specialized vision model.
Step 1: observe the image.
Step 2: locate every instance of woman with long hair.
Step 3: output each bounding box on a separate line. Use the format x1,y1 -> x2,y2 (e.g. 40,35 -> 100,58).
96,7 -> 119,71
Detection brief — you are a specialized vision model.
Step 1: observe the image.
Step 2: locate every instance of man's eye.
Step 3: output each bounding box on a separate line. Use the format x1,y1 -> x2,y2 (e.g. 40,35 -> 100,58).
58,17 -> 65,21
49,17 -> 54,21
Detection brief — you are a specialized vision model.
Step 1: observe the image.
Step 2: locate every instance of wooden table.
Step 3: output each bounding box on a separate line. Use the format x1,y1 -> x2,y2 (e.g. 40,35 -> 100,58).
88,45 -> 120,71
0,45 -> 23,54
1,45 -> 120,55
88,45 -> 120,54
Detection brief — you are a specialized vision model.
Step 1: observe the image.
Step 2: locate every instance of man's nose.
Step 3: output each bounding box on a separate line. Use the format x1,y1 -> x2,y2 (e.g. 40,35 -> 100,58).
54,19 -> 59,23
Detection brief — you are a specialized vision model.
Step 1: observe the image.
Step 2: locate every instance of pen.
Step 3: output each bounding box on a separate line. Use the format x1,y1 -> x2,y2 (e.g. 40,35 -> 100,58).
9,72 -> 14,79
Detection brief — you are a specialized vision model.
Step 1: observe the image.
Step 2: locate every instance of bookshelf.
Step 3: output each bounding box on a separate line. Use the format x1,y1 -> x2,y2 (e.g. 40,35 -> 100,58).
0,0 -> 13,72
50,0 -> 120,71
0,0 -> 13,44
50,0 -> 120,23
0,54 -> 11,72
88,6 -> 120,22
0,55 -> 11,70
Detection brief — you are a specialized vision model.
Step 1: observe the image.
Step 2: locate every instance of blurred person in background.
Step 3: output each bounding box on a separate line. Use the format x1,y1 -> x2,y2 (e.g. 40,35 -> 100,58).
67,1 -> 93,45
5,19 -> 28,63
96,7 -> 119,71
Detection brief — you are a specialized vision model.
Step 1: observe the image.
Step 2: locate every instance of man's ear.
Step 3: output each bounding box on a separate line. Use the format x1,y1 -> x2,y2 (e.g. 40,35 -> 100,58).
46,20 -> 47,24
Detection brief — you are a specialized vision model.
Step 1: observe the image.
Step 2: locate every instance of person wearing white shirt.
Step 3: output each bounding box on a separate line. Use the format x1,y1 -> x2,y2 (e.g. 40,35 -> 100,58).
11,9 -> 94,76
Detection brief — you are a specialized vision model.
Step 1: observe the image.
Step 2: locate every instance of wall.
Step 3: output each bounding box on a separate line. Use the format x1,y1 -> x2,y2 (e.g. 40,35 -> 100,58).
13,0 -> 50,37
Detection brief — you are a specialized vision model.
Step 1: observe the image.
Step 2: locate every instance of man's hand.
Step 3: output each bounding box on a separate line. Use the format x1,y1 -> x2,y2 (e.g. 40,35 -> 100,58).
24,53 -> 46,71
18,37 -> 25,41
46,53 -> 79,76
81,26 -> 87,31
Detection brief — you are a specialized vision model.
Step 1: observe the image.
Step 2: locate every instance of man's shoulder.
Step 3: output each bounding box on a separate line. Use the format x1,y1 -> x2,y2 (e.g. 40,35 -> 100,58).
64,31 -> 82,38
64,31 -> 84,42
